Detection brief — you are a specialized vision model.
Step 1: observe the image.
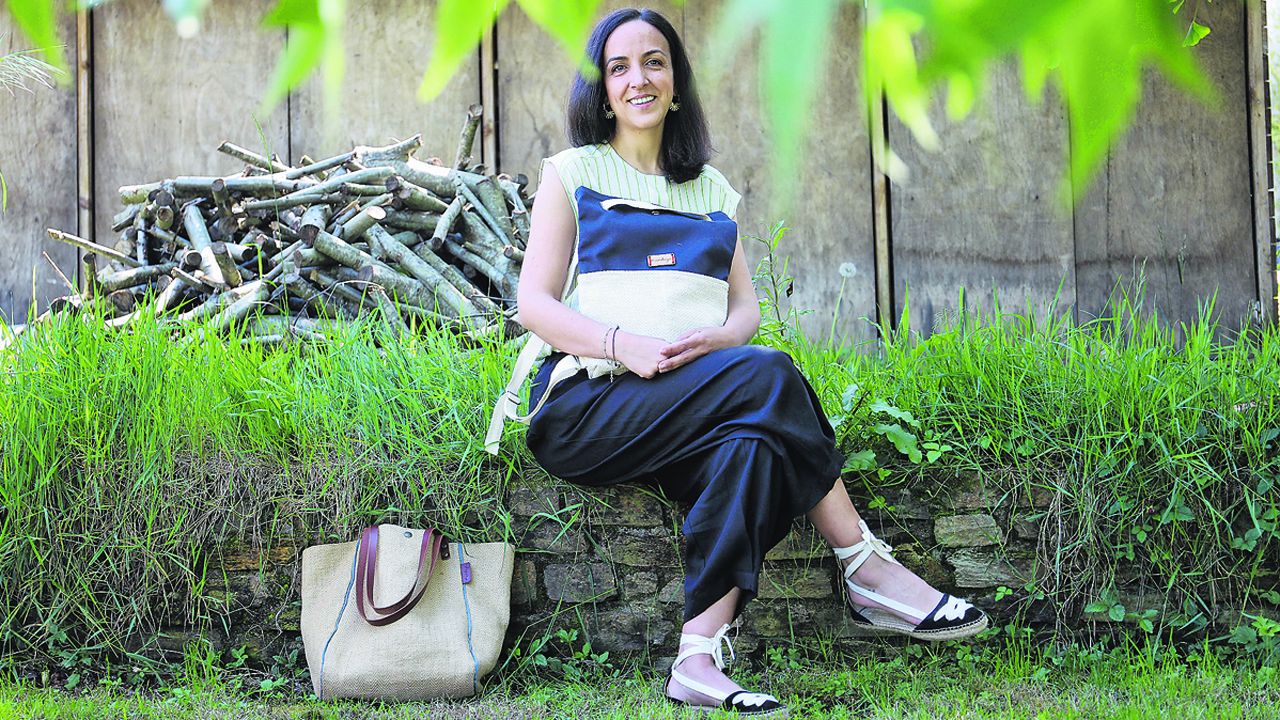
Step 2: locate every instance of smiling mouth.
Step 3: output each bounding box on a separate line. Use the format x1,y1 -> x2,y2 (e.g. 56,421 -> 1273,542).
628,95 -> 656,107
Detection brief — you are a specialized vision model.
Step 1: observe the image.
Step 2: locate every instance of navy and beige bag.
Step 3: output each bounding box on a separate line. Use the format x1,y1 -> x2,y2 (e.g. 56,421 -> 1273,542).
485,185 -> 739,453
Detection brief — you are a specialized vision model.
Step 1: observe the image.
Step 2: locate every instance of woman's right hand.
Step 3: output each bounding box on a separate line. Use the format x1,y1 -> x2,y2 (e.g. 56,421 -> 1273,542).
613,331 -> 668,379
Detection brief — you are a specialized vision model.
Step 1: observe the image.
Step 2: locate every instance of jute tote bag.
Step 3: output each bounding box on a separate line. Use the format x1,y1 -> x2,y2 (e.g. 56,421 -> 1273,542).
301,524 -> 515,699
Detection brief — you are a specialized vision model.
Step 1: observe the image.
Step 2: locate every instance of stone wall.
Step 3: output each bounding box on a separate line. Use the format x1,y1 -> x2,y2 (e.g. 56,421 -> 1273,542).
187,476 -> 1062,665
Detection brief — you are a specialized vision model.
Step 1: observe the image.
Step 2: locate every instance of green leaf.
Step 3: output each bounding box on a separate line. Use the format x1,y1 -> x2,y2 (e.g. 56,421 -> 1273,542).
1229,624 -> 1258,645
840,382 -> 862,412
420,0 -> 511,102
1182,20 -> 1209,48
1019,38 -> 1055,100
945,71 -> 976,120
1257,475 -> 1275,495
1107,603 -> 1126,622
1083,600 -> 1109,614
4,0 -> 67,75
842,449 -> 877,472
259,0 -> 346,117
865,8 -> 938,153
874,422 -> 922,463
870,399 -> 919,428
64,673 -> 80,690
0,167 -> 7,212
515,0 -> 602,80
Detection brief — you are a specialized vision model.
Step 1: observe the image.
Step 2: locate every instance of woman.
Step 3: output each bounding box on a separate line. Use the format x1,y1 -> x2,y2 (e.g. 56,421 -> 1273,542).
509,8 -> 987,716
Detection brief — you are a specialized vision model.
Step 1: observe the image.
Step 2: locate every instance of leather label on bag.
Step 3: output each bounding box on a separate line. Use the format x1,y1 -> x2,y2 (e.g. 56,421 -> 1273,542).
647,253 -> 676,267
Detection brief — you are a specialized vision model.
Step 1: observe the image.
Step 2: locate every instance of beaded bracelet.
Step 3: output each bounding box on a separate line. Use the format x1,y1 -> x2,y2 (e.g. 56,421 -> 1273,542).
602,324 -> 620,361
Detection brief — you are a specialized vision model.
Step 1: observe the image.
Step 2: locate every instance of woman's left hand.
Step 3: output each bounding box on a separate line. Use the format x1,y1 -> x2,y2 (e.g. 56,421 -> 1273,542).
657,327 -> 736,373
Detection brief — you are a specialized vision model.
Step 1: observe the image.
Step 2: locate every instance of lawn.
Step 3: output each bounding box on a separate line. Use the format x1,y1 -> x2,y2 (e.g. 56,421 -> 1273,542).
2,634 -> 1277,719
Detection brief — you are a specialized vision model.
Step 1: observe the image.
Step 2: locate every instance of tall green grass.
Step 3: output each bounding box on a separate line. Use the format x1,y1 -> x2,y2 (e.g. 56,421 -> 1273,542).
1,244 -> 1277,667
763,280 -> 1280,638
0,308 -> 536,661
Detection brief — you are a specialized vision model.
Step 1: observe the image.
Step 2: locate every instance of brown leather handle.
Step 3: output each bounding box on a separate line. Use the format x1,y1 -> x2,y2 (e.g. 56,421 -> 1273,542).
354,526 -> 445,627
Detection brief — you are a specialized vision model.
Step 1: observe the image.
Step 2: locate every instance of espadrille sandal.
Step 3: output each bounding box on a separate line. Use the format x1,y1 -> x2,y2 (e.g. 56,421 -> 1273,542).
665,623 -> 788,718
834,520 -> 988,641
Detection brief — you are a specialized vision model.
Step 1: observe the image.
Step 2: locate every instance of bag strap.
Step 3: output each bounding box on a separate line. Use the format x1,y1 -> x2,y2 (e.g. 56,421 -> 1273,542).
354,526 -> 445,627
484,344 -> 584,454
484,245 -> 584,455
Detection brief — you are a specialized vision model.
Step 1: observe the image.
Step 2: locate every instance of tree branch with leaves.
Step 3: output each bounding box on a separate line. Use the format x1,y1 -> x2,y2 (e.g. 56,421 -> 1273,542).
1,0 -> 1230,212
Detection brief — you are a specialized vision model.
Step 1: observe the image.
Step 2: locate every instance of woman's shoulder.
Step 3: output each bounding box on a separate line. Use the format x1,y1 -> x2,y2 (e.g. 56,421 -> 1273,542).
541,144 -> 610,192
695,162 -> 734,190
546,143 -> 608,168
691,162 -> 742,218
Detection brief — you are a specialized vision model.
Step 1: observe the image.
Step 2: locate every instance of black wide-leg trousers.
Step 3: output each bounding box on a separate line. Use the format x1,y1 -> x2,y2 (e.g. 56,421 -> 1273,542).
525,345 -> 844,622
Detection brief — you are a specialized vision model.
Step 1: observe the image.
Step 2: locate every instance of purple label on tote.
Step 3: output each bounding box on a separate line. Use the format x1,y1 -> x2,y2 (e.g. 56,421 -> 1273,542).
460,562 -> 472,584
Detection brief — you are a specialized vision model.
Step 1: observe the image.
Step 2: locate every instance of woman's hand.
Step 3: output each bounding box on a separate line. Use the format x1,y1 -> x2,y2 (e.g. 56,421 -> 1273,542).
656,326 -> 736,374
613,331 -> 670,379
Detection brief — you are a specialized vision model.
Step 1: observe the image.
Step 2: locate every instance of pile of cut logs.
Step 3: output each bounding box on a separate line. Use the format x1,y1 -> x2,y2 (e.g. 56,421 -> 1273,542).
35,105 -> 528,345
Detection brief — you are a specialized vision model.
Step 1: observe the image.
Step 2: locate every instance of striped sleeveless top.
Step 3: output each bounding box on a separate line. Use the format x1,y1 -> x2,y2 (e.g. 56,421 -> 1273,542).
542,142 -> 741,217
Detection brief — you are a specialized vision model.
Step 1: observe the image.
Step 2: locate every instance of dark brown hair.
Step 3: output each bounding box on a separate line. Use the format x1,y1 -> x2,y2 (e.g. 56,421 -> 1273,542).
566,8 -> 712,184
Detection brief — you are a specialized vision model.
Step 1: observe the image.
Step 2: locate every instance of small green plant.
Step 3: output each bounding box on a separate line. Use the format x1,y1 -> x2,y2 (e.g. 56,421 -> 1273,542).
836,394 -> 954,471
257,647 -> 308,695
1083,588 -> 1159,634
1225,614 -> 1280,664
512,628 -> 616,681
751,221 -> 810,345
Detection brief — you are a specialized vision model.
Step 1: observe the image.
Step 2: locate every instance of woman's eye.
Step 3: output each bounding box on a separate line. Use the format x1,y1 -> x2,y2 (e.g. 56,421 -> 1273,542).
610,64 -> 625,74
647,59 -> 664,67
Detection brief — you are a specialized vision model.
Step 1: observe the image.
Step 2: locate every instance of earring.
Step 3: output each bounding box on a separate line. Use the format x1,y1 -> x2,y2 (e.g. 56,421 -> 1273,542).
603,102 -> 615,119
670,95 -> 681,112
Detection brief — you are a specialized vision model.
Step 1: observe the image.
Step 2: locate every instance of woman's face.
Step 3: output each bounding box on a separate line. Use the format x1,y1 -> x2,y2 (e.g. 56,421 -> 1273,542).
602,20 -> 675,136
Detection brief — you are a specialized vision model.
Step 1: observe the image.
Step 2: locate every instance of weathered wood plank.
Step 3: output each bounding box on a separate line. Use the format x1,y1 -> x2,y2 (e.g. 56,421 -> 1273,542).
93,0 -> 289,246
688,3 -> 877,343
76,7 -> 93,246
480,24 -> 499,170
870,91 -> 893,331
289,0 -> 481,165
889,63 -> 1075,336
0,13 -> 79,322
1247,0 -> 1276,321
1074,1 -> 1257,331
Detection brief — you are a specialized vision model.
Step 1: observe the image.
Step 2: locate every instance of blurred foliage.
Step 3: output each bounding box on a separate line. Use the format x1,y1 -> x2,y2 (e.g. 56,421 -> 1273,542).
256,0 -> 344,119
0,0 -> 1235,208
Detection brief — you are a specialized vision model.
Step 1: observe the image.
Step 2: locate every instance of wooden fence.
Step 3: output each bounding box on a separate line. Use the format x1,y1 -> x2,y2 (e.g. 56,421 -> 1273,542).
0,0 -> 1274,342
